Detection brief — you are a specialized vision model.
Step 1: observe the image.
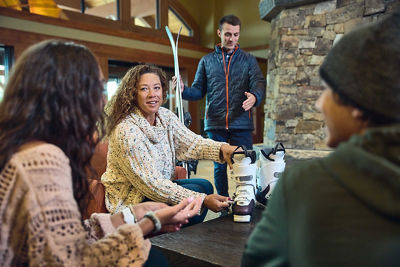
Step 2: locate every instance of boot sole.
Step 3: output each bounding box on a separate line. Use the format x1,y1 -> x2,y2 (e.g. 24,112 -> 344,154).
233,215 -> 251,223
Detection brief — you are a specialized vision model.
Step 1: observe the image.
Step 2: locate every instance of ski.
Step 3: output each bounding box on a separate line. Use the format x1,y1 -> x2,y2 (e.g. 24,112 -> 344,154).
165,26 -> 184,124
166,26 -> 188,175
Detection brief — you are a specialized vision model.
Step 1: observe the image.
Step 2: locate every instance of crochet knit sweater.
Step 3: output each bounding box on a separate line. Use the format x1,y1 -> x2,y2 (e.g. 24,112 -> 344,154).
0,144 -> 150,266
102,107 -> 225,213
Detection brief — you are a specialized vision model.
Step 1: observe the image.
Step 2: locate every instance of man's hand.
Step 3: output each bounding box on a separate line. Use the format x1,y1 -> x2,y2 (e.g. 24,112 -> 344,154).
242,92 -> 256,111
172,76 -> 185,93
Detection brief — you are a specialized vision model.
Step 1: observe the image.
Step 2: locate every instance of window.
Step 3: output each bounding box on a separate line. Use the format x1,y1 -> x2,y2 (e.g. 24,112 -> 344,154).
0,46 -> 13,102
132,0 -> 157,29
30,0 -> 63,18
0,0 -> 63,18
0,0 -> 199,42
106,77 -> 119,100
168,7 -> 191,36
84,0 -> 119,20
0,0 -> 120,19
0,57 -> 4,101
55,0 -> 82,13
106,60 -> 138,100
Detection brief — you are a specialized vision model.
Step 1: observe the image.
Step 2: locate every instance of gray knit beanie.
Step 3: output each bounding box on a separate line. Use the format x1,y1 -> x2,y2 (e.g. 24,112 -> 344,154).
319,9 -> 400,122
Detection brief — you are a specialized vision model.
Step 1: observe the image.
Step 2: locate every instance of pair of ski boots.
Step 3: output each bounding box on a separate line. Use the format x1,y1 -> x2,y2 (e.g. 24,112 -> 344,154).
230,143 -> 286,223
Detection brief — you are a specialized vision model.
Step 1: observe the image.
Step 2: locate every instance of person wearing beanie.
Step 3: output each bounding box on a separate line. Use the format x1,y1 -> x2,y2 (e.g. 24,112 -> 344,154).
242,9 -> 400,267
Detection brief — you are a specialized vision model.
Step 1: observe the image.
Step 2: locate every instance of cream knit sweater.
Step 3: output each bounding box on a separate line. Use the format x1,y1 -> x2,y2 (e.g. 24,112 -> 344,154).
102,107 -> 225,213
0,144 -> 150,266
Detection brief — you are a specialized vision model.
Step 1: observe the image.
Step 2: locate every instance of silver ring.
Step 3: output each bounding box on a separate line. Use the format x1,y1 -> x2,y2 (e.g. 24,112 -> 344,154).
187,213 -> 191,218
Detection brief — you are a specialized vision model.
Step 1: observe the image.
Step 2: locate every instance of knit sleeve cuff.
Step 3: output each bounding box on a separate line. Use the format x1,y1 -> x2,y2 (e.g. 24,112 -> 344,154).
204,141 -> 228,163
89,213 -> 117,237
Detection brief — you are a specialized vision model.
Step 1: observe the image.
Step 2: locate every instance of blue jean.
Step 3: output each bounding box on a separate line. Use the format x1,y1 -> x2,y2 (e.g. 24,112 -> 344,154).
207,129 -> 253,197
144,246 -> 169,267
174,178 -> 213,226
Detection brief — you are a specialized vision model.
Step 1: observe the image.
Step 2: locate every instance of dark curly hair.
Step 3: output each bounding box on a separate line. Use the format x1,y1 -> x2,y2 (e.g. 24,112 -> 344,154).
0,40 -> 105,216
105,64 -> 168,135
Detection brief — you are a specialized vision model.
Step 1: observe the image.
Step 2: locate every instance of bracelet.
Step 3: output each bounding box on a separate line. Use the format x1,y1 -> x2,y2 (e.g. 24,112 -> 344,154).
143,211 -> 162,234
122,207 -> 136,224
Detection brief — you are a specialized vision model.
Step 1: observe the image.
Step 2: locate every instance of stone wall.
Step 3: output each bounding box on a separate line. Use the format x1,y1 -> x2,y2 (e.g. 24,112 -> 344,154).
260,0 -> 400,149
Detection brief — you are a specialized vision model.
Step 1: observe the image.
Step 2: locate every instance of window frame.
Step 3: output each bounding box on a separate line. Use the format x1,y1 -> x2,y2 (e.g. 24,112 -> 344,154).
0,0 -> 200,44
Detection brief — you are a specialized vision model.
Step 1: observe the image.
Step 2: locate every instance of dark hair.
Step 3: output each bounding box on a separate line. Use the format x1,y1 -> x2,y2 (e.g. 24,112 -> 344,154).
219,14 -> 241,30
331,89 -> 397,126
105,64 -> 168,135
0,40 -> 105,216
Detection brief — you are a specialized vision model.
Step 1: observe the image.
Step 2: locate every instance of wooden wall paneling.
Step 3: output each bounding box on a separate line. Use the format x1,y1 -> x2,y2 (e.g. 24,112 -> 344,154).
0,4 -> 211,135
0,27 -> 45,58
0,7 -> 208,50
0,26 -> 200,87
243,44 -> 269,51
186,67 -> 199,133
13,45 -> 27,59
89,40 -> 200,69
158,0 -> 168,29
253,57 -> 267,144
119,0 -> 131,30
98,56 -> 109,80
62,10 -> 125,30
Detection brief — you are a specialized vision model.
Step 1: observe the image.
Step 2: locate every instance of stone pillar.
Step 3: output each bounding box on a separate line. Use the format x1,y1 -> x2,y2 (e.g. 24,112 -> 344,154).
259,0 -> 399,149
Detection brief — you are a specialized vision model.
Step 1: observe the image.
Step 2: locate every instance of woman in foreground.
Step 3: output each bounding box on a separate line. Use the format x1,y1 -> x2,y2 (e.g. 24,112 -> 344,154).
0,40 -> 201,266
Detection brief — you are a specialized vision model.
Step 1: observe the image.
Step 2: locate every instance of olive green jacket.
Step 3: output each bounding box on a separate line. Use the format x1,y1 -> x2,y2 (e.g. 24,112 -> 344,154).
242,124 -> 400,267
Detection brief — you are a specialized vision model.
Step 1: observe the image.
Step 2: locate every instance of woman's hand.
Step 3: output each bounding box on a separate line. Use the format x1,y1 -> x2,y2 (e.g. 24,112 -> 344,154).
203,194 -> 230,213
110,202 -> 170,230
130,202 -> 168,221
137,197 -> 202,236
220,144 -> 240,169
155,196 -> 202,229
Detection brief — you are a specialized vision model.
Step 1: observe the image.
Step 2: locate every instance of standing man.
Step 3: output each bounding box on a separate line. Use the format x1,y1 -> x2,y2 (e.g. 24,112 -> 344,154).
180,14 -> 266,197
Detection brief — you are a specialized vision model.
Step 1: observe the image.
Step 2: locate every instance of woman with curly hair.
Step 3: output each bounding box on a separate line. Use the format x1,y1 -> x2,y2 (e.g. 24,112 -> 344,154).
102,64 -> 237,224
0,40 -> 202,266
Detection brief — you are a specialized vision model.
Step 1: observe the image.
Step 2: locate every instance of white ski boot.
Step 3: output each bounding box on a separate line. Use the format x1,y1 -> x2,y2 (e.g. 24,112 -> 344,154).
256,143 -> 286,206
231,146 -> 257,223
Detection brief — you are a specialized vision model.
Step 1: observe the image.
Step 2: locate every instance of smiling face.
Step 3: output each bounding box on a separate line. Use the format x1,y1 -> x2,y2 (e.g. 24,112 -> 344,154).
315,87 -> 367,148
136,73 -> 163,125
218,23 -> 240,53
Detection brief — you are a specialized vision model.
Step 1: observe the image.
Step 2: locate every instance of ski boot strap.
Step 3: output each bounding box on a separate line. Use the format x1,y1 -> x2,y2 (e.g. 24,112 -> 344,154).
232,174 -> 254,182
260,143 -> 285,162
231,145 -> 257,164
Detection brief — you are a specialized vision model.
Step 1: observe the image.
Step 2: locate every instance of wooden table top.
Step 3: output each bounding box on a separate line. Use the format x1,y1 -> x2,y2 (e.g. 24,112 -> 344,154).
150,206 -> 264,267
